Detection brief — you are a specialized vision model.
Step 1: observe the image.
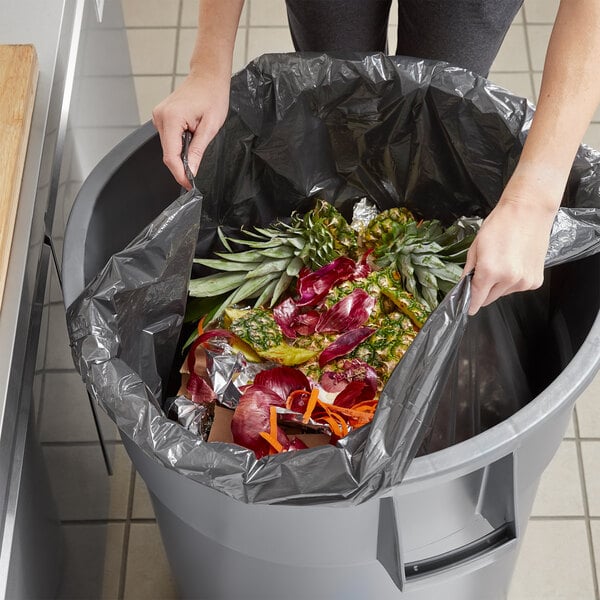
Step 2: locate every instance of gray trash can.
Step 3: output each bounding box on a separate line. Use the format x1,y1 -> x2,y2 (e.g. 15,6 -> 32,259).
62,119 -> 600,600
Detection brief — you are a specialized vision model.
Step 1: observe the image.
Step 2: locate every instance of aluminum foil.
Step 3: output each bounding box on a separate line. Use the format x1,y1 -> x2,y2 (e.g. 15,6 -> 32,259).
66,52 -> 600,506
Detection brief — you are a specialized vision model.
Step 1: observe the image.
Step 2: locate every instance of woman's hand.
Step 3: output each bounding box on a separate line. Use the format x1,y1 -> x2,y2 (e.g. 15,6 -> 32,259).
152,71 -> 230,189
463,180 -> 558,316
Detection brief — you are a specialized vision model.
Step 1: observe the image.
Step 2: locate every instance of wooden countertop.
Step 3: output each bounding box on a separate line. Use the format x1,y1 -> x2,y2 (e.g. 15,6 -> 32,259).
0,44 -> 38,310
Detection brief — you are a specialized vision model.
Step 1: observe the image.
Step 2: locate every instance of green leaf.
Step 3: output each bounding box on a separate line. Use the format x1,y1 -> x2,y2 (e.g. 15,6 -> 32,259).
189,272 -> 247,297
246,258 -> 291,279
193,257 -> 260,272
270,272 -> 294,307
217,227 -> 233,252
183,294 -> 229,323
212,272 -> 280,320
259,246 -> 296,259
254,279 -> 278,308
213,249 -> 265,263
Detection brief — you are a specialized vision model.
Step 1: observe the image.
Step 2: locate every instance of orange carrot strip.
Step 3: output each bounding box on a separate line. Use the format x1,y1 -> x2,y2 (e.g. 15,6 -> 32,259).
259,432 -> 283,453
197,316 -> 206,336
302,388 -> 320,424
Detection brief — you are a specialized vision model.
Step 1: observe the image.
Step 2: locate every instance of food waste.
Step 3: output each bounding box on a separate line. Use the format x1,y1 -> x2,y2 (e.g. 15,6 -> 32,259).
172,199 -> 480,458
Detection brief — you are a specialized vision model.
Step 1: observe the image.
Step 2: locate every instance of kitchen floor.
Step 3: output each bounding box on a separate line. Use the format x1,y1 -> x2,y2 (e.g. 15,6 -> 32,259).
38,0 -> 600,599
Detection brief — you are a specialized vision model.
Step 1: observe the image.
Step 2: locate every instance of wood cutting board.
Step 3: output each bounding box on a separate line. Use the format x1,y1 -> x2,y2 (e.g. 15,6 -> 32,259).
0,44 -> 39,310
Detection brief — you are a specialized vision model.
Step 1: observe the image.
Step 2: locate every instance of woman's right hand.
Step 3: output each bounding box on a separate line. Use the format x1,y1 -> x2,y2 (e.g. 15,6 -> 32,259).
152,70 -> 231,189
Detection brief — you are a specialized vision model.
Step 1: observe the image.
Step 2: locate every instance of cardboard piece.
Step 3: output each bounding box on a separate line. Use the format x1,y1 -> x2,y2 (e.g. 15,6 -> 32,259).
208,405 -> 331,448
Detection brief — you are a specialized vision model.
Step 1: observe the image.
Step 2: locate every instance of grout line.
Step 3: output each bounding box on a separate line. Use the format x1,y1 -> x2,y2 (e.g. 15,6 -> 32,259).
172,0 -> 184,93
572,411 -> 600,599
520,6 -> 539,105
118,464 -> 138,600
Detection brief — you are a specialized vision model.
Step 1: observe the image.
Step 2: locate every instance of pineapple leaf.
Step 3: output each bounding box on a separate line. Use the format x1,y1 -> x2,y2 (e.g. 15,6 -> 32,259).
254,279 -> 278,308
259,246 -> 297,259
270,272 -> 294,307
286,256 -> 304,277
213,249 -> 266,262
184,294 -> 229,323
217,227 -> 233,252
245,257 -> 292,279
193,257 -> 260,272
189,272 -> 247,297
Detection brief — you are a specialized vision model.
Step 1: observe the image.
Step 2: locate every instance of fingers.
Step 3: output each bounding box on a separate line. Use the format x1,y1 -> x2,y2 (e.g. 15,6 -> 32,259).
152,109 -> 191,189
186,117 -> 222,177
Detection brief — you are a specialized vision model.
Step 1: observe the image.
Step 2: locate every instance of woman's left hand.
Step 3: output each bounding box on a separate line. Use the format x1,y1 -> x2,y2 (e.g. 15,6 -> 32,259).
463,188 -> 558,316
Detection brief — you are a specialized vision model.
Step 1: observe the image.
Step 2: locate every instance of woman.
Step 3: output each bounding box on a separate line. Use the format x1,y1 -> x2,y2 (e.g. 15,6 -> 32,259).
152,0 -> 600,315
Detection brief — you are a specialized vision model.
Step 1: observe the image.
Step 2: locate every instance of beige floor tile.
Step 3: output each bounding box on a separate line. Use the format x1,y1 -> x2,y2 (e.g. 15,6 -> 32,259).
508,520 -> 595,599
247,26 -> 295,60
526,24 -> 552,71
523,0 -> 560,24
176,28 -> 247,74
58,523 -> 125,600
530,441 -> 584,516
127,28 -> 177,75
584,124 -> 600,151
249,0 -> 289,26
181,0 -> 248,27
389,0 -> 398,26
132,472 -> 156,519
582,441 -> 600,516
491,24 -> 530,72
124,523 -> 178,600
577,372 -> 600,438
564,413 -> 575,438
488,72 -> 535,102
133,76 -> 173,122
513,7 -> 524,24
122,0 -> 179,27
387,25 -> 397,56
591,520 -> 600,584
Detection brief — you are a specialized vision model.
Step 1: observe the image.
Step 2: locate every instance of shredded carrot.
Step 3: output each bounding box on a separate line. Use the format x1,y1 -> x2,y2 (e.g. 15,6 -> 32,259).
259,406 -> 284,453
197,315 -> 206,336
302,388 -> 320,424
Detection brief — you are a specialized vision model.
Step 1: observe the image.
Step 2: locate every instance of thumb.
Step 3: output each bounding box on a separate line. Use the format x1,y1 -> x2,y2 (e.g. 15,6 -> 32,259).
186,118 -> 221,177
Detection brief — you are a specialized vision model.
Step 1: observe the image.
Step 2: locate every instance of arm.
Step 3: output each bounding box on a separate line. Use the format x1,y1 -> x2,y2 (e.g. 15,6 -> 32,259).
152,0 -> 244,188
465,0 -> 600,315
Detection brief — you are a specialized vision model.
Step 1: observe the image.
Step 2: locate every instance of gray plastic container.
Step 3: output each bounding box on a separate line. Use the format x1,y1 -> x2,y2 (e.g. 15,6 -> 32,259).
63,122 -> 600,600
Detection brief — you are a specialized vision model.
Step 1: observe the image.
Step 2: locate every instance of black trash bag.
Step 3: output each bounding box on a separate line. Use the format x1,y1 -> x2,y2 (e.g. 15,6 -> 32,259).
67,52 -> 600,505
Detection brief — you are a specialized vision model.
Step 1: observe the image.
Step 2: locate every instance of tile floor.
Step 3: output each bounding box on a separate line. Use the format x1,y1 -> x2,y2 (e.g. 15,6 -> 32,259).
39,0 -> 600,598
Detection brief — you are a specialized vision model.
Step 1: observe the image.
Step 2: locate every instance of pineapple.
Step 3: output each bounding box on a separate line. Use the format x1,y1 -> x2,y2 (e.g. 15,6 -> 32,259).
350,313 -> 418,384
370,217 -> 480,310
226,307 -> 318,366
359,207 -> 415,249
189,199 -> 356,320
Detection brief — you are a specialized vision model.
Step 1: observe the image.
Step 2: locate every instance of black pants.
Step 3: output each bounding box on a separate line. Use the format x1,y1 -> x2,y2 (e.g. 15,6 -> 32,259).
285,0 -> 523,76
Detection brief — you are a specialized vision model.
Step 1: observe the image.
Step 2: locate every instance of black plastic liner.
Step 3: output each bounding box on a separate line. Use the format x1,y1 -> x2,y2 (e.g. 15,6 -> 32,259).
67,53 -> 600,504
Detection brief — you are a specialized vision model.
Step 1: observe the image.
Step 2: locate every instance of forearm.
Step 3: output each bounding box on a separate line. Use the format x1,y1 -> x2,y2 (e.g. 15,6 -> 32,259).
508,0 -> 600,211
189,0 -> 244,79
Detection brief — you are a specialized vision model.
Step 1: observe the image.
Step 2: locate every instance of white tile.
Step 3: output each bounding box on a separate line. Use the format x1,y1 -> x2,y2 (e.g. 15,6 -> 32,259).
508,520 -> 595,599
564,413 -> 575,438
181,0 -> 248,27
43,444 -> 132,520
577,371 -> 600,438
249,0 -> 289,26
524,0 -> 560,24
490,24 -> 530,72
122,0 -> 179,27
583,124 -> 600,151
176,28 -> 247,75
247,26 -> 295,61
488,72 -> 535,102
124,523 -> 178,600
591,520 -> 600,586
513,6 -> 524,24
531,441 -> 584,516
127,28 -> 177,75
45,304 -> 75,370
134,76 -> 173,123
40,371 -> 120,443
582,441 -> 600,516
526,24 -> 552,71
57,523 -> 125,600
